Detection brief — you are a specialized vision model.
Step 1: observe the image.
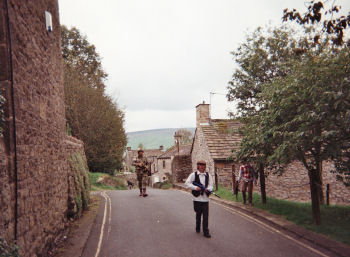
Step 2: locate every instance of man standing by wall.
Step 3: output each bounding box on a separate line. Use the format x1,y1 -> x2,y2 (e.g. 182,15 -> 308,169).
132,149 -> 149,197
238,158 -> 257,206
185,160 -> 213,238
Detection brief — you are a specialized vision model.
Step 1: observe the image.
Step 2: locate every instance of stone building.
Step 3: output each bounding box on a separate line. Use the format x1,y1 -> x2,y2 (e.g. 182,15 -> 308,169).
0,1 -> 90,256
153,142 -> 192,184
191,102 -> 350,205
191,102 -> 241,189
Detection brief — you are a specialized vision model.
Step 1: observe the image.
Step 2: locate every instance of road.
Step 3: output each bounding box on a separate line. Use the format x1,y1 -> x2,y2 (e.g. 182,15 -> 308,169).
81,189 -> 333,257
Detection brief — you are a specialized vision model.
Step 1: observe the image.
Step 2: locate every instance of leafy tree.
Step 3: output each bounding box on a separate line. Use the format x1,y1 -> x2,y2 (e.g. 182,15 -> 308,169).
283,0 -> 350,46
175,129 -> 194,145
228,24 -> 350,224
62,26 -> 127,173
61,25 -> 107,91
259,45 -> 350,224
228,26 -> 302,204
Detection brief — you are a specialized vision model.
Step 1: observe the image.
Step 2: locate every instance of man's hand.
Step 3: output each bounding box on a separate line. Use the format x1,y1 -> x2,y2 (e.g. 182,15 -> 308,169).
196,187 -> 201,191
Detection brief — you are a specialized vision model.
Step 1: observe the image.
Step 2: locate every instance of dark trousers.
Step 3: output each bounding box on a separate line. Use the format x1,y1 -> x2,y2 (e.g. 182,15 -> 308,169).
193,201 -> 209,233
242,181 -> 253,204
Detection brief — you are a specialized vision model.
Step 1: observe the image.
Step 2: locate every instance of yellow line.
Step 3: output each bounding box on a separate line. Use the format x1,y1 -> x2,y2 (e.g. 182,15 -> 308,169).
213,202 -> 330,257
107,192 -> 112,237
94,192 -> 108,257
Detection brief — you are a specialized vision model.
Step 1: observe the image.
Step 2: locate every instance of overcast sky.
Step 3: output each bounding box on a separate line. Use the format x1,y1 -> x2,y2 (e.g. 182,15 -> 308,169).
58,0 -> 350,132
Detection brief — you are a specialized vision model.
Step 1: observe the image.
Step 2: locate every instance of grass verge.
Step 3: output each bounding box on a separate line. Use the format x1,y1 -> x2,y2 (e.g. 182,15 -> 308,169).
89,172 -> 127,190
216,186 -> 350,246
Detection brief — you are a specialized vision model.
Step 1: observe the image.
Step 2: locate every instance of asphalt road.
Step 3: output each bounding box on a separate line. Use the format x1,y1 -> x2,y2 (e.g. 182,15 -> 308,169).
81,189 -> 330,257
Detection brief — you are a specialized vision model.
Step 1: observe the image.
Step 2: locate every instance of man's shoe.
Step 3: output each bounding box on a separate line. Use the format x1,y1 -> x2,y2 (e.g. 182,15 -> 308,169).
204,233 -> 211,238
143,194 -> 148,197
196,228 -> 200,233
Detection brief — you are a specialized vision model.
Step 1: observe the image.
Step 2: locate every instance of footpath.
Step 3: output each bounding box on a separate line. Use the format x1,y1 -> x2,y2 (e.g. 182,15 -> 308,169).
173,183 -> 350,257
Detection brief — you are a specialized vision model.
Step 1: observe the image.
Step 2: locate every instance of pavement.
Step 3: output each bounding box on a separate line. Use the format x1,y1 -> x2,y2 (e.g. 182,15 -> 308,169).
173,183 -> 350,257
57,186 -> 350,257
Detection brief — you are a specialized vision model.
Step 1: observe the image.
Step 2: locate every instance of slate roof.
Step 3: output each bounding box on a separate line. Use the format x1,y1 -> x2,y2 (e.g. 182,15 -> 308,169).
158,144 -> 192,159
200,119 -> 242,160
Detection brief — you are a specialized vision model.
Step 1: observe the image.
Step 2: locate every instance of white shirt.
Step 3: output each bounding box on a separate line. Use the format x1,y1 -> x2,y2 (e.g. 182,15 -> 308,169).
185,171 -> 214,202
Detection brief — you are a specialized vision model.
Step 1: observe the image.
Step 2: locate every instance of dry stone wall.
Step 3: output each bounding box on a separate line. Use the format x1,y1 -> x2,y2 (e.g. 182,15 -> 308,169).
255,161 -> 350,205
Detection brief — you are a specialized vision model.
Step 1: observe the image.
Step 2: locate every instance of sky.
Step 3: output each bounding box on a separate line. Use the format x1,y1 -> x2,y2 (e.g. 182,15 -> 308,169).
58,0 -> 350,132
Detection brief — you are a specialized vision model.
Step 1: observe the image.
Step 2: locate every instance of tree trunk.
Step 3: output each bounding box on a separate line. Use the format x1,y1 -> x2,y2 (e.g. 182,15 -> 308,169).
317,161 -> 324,204
308,169 -> 321,225
259,163 -> 266,204
231,165 -> 236,192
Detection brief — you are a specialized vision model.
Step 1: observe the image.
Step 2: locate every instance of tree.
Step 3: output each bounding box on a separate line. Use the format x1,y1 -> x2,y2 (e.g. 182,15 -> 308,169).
283,0 -> 350,46
228,24 -> 350,224
175,129 -> 194,145
227,26 -> 302,204
61,25 -> 107,91
62,26 -> 127,172
258,45 -> 350,224
138,143 -> 144,150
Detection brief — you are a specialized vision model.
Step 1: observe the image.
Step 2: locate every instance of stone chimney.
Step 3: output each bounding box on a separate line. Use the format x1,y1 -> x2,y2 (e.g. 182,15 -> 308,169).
196,101 -> 210,127
127,147 -> 131,151
159,145 -> 164,151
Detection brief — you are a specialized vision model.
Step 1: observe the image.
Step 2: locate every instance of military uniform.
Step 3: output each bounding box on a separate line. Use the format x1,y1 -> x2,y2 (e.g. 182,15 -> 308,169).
132,156 -> 149,196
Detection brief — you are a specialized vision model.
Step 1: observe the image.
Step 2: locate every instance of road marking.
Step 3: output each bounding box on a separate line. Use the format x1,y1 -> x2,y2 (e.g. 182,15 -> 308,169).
176,189 -> 329,257
213,202 -> 330,257
94,191 -> 111,257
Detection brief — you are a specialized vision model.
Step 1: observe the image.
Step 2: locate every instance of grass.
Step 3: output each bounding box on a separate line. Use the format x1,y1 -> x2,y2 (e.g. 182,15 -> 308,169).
89,172 -> 127,190
160,181 -> 173,189
215,186 -> 350,246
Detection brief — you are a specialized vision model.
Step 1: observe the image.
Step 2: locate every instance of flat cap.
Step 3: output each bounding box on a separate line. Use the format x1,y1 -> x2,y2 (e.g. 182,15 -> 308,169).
197,160 -> 206,165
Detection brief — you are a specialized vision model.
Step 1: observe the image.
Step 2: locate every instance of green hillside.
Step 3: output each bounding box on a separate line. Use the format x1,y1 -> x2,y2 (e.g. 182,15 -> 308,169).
126,128 -> 195,150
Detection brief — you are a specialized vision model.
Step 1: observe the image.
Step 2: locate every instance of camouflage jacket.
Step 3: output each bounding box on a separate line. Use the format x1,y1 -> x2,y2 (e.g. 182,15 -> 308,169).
132,157 -> 149,175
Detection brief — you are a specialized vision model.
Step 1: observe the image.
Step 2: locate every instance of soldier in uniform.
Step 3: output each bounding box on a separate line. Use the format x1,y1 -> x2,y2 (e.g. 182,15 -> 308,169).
132,149 -> 149,197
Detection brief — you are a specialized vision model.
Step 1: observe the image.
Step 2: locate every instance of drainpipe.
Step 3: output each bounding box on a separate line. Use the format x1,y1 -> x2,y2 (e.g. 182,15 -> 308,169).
5,0 -> 18,241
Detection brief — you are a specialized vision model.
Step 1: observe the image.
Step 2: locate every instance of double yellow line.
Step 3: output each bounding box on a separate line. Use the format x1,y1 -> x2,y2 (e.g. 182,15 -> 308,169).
95,191 -> 112,257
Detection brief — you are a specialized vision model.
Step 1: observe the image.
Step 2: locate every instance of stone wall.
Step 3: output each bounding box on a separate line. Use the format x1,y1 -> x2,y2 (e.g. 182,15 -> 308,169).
172,155 -> 192,183
255,161 -> 350,205
65,136 -> 90,219
116,173 -> 137,186
191,127 -> 215,176
0,1 -> 93,256
0,0 -> 16,245
215,162 -> 238,188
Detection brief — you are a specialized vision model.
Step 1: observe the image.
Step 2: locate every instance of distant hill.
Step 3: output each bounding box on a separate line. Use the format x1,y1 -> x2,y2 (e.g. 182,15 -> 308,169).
126,128 -> 195,150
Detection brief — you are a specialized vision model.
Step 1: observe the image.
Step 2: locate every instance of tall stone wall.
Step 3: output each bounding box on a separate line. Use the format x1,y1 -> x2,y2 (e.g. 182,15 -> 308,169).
0,0 -> 16,244
0,1 -> 91,256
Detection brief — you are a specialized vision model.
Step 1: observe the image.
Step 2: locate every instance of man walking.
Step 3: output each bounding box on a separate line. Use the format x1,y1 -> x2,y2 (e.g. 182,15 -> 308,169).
132,149 -> 149,197
238,158 -> 257,206
185,160 -> 213,238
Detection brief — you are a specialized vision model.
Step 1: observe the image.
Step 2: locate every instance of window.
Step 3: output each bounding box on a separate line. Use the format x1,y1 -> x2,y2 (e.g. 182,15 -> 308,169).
163,160 -> 166,168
